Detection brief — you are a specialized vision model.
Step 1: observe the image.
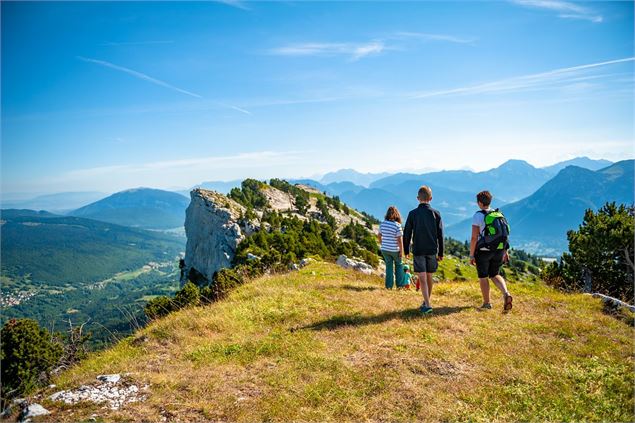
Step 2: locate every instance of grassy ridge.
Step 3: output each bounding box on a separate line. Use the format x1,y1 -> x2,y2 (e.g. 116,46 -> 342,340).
49,260 -> 633,422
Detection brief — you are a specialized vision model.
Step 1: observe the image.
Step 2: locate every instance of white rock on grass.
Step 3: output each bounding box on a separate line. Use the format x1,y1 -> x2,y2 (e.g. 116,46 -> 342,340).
49,374 -> 147,410
97,374 -> 121,384
20,403 -> 50,420
299,258 -> 316,267
336,255 -> 374,275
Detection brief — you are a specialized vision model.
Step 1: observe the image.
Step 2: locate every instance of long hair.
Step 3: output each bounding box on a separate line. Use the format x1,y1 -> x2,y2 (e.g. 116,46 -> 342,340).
384,206 -> 402,224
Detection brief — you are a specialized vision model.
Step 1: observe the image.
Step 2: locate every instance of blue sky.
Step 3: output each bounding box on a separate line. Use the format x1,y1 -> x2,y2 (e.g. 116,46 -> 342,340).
1,0 -> 633,194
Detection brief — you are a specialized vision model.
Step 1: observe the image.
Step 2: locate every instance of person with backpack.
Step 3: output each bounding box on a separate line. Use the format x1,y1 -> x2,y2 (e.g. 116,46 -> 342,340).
403,186 -> 443,314
469,190 -> 513,311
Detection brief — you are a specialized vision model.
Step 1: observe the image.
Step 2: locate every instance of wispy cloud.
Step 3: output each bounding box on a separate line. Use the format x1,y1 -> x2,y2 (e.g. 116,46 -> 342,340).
78,56 -> 202,98
99,40 -> 175,46
268,30 -> 474,61
268,41 -> 386,61
410,57 -> 634,99
511,0 -> 603,23
77,56 -> 252,114
61,151 -> 301,179
392,31 -> 476,44
214,0 -> 250,10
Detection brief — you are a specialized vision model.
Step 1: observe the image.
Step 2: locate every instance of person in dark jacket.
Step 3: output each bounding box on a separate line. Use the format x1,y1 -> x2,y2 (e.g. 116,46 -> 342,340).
403,185 -> 444,314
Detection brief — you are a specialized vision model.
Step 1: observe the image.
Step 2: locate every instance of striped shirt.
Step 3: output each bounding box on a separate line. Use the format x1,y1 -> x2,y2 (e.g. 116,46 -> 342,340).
379,220 -> 403,252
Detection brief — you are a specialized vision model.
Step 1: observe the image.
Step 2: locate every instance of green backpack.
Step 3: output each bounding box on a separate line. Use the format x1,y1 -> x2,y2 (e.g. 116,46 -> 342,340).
477,209 -> 510,251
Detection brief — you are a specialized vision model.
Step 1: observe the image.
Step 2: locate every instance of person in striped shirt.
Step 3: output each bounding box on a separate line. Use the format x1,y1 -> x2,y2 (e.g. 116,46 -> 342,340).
377,206 -> 405,289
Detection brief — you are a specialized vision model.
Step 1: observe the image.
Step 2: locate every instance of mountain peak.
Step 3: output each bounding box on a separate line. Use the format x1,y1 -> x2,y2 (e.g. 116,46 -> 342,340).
495,159 -> 535,171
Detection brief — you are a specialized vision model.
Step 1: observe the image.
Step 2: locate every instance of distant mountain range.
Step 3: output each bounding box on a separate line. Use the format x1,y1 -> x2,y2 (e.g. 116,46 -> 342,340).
70,188 -> 189,230
1,156 -> 624,254
446,160 -> 634,255
542,157 -> 613,175
370,159 -> 550,203
319,169 -> 391,187
295,159 -> 611,226
1,191 -> 107,213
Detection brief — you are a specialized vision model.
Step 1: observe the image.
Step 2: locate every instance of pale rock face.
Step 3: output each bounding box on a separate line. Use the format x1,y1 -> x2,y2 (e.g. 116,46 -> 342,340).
336,254 -> 374,275
20,403 -> 50,421
262,186 -> 295,211
182,189 -> 246,285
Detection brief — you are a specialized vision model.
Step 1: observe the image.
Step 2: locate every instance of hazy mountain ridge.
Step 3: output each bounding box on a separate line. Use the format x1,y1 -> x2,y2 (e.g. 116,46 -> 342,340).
1,191 -> 108,213
446,160 -> 635,255
319,169 -> 390,187
371,159 -> 551,202
70,188 -> 189,230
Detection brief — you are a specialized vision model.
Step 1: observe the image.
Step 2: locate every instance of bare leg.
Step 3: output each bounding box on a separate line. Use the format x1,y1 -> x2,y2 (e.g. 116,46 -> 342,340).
479,278 -> 491,304
418,272 -> 430,307
490,275 -> 510,297
426,273 -> 434,301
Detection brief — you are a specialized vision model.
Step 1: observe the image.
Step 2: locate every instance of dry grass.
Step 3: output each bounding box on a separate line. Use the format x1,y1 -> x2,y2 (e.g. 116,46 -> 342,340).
45,259 -> 634,422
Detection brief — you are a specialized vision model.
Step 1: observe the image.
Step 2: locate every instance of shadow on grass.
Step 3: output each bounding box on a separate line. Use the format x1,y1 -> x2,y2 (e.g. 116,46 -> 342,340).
340,284 -> 381,292
295,306 -> 471,331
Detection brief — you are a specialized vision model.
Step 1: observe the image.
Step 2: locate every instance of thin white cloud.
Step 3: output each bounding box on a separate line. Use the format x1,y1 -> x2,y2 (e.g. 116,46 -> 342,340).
214,0 -> 250,10
61,151 -> 301,179
226,105 -> 253,115
268,30 -> 474,61
77,56 -> 252,114
77,56 -> 202,98
511,0 -> 603,23
351,41 -> 385,61
392,31 -> 476,44
99,40 -> 175,46
411,57 -> 635,99
269,41 -> 386,61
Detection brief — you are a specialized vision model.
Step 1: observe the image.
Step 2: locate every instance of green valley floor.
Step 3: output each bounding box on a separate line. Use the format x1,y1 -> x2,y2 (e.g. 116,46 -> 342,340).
45,260 -> 634,422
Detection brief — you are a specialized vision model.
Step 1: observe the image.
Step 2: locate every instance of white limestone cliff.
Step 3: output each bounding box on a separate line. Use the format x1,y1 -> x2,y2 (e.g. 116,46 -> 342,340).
181,189 -> 246,286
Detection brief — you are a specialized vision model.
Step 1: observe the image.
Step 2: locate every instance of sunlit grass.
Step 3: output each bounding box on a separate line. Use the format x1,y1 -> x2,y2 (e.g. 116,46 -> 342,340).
49,260 -> 634,422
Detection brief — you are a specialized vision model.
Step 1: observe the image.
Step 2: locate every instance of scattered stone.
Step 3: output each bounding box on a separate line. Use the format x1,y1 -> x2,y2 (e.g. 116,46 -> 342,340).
49,374 -> 147,410
299,257 -> 316,268
336,255 -> 374,275
247,253 -> 261,261
97,374 -> 121,384
289,263 -> 300,271
20,403 -> 50,421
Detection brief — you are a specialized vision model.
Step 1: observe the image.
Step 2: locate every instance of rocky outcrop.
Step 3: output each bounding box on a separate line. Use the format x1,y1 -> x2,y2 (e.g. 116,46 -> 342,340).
181,185 -> 378,287
49,374 -> 147,410
181,189 -> 246,286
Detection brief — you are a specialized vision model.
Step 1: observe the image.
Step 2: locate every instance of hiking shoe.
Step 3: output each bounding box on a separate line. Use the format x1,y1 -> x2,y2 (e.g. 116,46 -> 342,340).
504,293 -> 513,312
419,305 -> 433,314
480,303 -> 492,310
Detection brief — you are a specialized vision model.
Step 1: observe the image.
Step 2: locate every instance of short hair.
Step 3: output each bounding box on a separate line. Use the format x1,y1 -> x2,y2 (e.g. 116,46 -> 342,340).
417,186 -> 432,201
384,206 -> 402,223
477,190 -> 492,206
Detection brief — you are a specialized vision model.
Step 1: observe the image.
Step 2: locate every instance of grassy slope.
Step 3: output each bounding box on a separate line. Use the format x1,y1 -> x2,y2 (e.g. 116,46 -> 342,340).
48,260 -> 633,422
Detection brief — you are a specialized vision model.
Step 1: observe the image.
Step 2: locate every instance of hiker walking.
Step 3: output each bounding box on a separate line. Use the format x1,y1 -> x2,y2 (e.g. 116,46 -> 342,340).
378,206 -> 405,289
403,186 -> 444,314
469,190 -> 513,311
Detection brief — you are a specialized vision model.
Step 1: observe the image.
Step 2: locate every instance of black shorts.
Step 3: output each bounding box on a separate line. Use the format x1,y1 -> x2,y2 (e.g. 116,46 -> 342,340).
475,250 -> 505,278
413,255 -> 438,273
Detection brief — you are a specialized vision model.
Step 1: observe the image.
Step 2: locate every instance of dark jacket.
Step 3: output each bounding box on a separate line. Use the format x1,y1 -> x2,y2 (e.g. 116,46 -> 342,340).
403,203 -> 444,257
